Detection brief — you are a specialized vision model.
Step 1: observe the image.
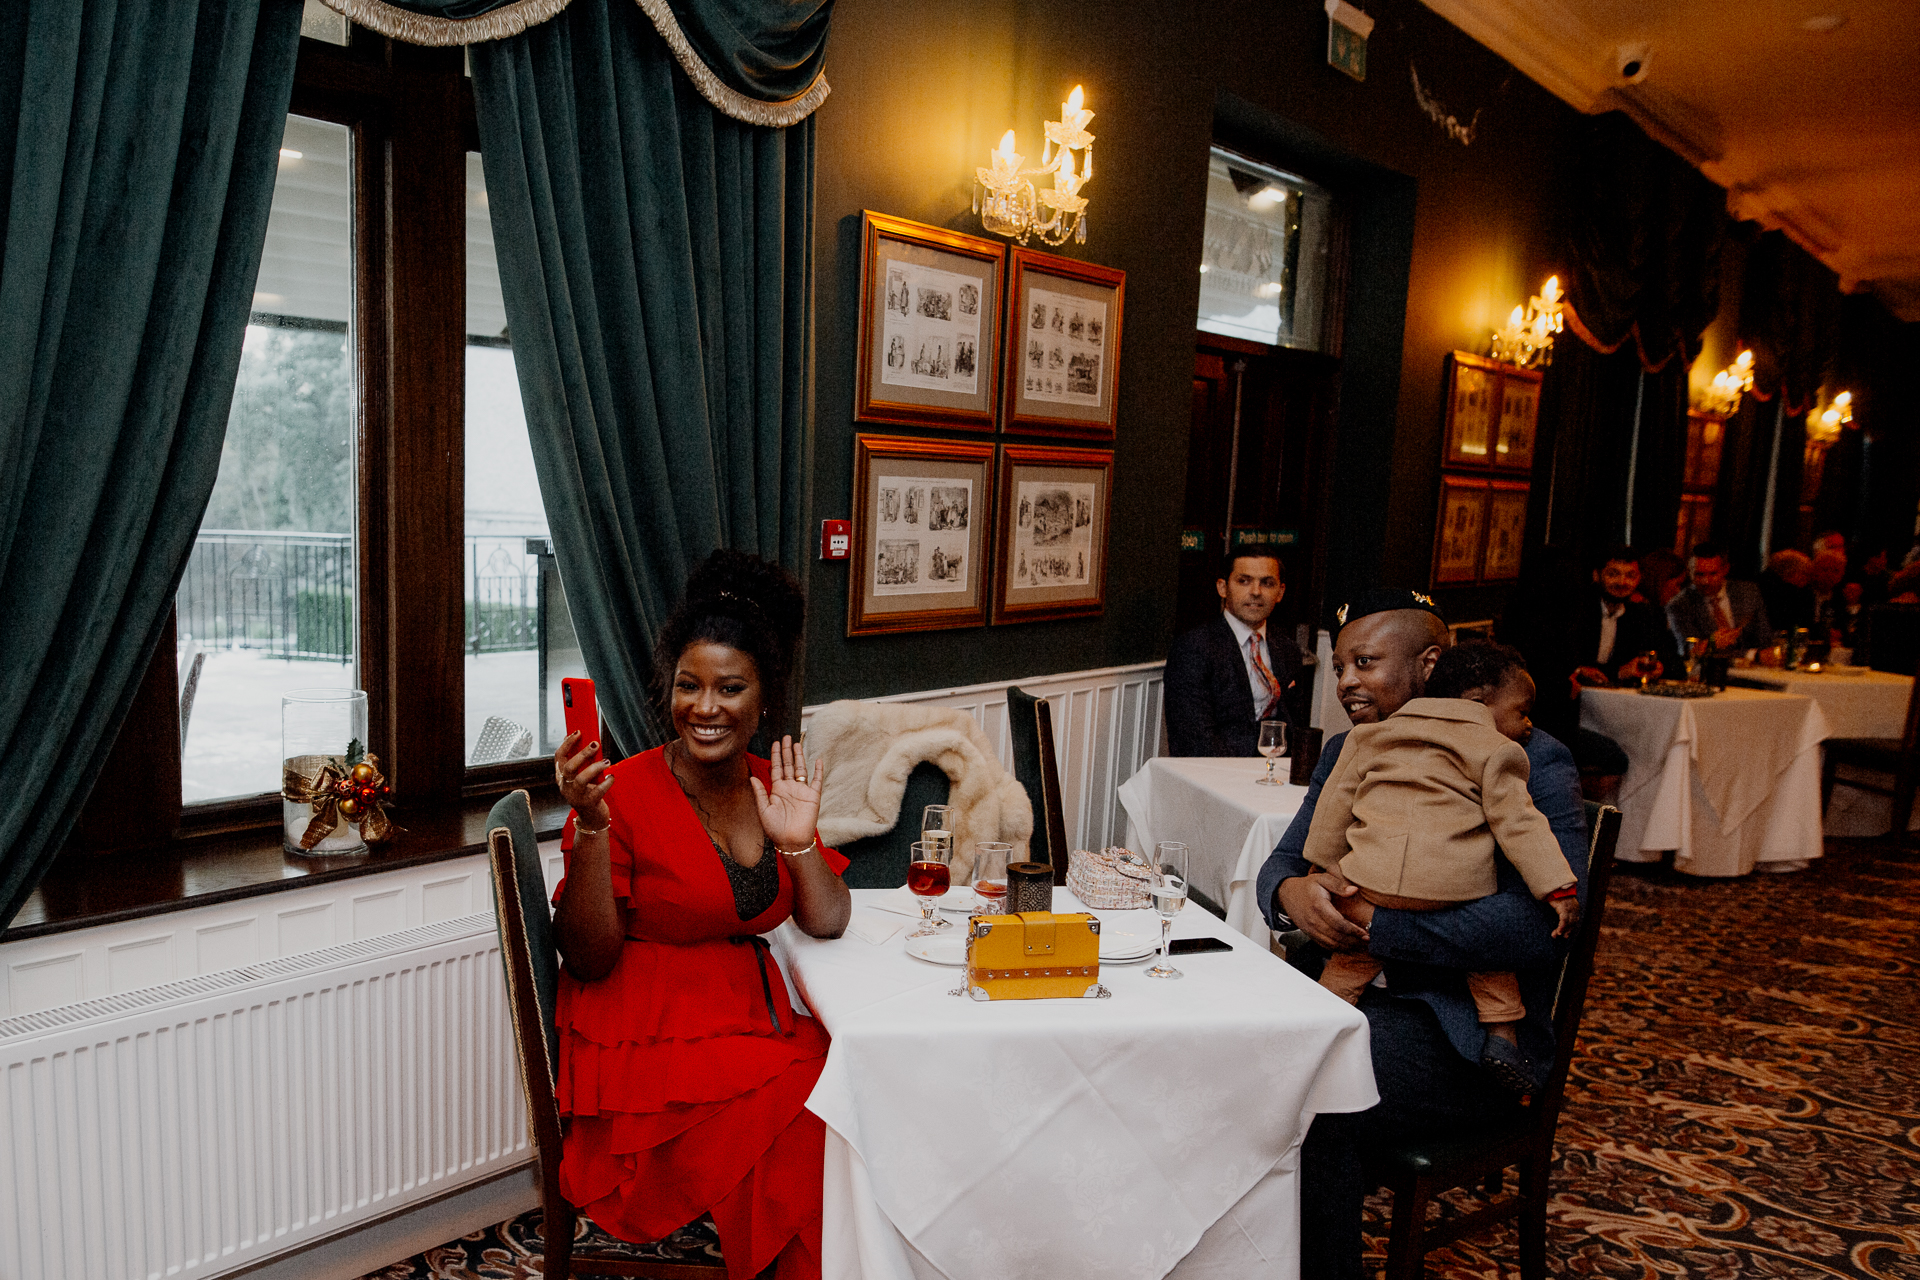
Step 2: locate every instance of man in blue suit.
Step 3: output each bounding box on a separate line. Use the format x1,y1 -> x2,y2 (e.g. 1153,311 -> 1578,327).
1255,589 -> 1588,1280
1163,546 -> 1304,756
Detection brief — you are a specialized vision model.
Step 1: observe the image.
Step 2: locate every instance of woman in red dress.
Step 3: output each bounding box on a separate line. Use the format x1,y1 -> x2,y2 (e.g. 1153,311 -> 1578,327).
552,551 -> 850,1280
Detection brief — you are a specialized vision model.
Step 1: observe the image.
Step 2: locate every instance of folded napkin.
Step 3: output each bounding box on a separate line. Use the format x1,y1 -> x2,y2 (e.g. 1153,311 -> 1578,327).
869,886 -> 926,919
847,908 -> 906,945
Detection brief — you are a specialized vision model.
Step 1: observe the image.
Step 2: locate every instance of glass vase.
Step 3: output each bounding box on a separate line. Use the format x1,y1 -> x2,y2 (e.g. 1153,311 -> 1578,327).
283,688 -> 370,856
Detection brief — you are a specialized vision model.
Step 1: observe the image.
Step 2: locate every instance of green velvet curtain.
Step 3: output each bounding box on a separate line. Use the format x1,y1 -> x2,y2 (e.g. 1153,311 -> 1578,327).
469,0 -> 816,755
0,0 -> 303,927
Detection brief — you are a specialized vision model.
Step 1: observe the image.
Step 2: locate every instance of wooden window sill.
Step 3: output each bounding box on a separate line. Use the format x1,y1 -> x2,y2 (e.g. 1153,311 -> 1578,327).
3,786 -> 569,943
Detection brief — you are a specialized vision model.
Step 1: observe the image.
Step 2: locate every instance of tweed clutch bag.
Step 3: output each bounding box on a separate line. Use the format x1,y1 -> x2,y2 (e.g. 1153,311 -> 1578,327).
1066,847 -> 1152,909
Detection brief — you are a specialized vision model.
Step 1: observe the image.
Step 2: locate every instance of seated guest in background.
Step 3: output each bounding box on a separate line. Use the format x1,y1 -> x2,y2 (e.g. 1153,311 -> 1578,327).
1256,590 -> 1588,1280
1637,547 -> 1687,608
1667,542 -> 1771,653
1164,546 -> 1303,756
1809,550 -> 1848,643
1757,549 -> 1815,635
1568,547 -> 1676,690
1812,529 -> 1846,563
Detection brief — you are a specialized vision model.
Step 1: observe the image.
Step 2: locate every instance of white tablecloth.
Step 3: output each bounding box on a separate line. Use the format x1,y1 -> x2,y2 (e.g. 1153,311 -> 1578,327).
774,888 -> 1377,1280
1580,687 -> 1830,875
1115,757 -> 1307,942
1731,667 -> 1912,738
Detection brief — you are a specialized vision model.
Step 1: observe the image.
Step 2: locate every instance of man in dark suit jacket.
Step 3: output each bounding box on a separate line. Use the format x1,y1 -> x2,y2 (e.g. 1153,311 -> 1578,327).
1163,546 -> 1303,756
1667,542 -> 1771,653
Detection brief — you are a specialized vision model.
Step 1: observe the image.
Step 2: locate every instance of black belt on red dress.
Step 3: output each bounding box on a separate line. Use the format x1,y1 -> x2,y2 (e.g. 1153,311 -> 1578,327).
728,934 -> 791,1036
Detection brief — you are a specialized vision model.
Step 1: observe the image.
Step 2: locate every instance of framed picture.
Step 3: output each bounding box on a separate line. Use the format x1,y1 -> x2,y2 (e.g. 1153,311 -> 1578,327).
992,444 -> 1113,624
855,212 -> 1006,432
848,435 -> 995,636
1443,354 -> 1501,467
1481,482 -> 1530,583
1493,366 -> 1542,471
1432,475 -> 1490,585
1001,248 -> 1124,438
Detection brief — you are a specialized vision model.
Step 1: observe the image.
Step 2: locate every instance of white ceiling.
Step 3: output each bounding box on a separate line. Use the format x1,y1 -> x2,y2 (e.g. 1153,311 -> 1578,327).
1423,0 -> 1920,320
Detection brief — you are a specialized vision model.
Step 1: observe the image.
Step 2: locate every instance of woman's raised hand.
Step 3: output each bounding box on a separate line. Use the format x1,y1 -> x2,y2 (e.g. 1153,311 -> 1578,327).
751,735 -> 821,851
555,730 -> 614,826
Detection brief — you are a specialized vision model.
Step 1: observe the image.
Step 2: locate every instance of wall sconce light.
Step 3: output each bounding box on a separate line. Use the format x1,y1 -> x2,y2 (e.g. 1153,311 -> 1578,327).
1489,276 -> 1564,368
973,85 -> 1094,246
1697,348 -> 1755,418
1808,389 -> 1853,445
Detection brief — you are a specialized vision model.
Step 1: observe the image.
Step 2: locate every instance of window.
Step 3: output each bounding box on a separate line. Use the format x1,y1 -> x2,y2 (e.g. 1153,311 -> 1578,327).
80,29 -> 564,850
180,116 -> 356,803
1196,148 -> 1333,351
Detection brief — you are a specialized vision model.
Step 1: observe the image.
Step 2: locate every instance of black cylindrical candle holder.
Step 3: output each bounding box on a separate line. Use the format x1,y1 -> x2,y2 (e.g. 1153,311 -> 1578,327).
1006,861 -> 1053,914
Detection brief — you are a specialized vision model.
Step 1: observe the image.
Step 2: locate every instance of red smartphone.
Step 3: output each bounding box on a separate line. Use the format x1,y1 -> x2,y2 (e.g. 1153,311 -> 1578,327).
561,677 -> 601,766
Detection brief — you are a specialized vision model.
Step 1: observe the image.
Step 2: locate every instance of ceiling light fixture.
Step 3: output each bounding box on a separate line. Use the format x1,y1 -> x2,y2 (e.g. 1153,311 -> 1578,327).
974,85 -> 1094,247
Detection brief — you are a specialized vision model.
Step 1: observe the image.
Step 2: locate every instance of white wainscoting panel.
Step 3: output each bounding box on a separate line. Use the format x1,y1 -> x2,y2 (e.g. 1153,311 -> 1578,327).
0,841 -> 566,1022
802,661 -> 1166,854
0,916 -> 528,1280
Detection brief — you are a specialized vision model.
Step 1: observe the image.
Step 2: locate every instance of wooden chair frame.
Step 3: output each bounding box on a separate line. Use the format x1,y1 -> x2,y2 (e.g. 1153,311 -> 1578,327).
486,790 -> 720,1279
1366,802 -> 1622,1279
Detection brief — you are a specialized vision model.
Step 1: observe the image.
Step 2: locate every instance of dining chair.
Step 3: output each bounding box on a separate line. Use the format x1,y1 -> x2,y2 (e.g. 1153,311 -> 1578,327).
837,761 -> 951,888
1362,801 -> 1622,1280
484,790 -> 725,1279
1007,686 -> 1071,884
1819,655 -> 1920,841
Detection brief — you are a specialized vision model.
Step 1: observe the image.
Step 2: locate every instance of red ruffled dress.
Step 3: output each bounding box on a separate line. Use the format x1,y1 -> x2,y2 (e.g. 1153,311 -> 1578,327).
553,745 -> 848,1280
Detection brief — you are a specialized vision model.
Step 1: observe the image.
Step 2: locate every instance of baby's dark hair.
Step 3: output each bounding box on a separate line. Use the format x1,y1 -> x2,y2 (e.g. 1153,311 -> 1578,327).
653,549 -> 806,724
1426,639 -> 1530,699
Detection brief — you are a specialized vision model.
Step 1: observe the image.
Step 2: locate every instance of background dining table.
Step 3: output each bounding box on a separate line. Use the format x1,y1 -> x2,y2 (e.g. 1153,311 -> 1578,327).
773,887 -> 1377,1279
1731,665 -> 1918,838
1115,756 -> 1308,942
1580,685 -> 1830,875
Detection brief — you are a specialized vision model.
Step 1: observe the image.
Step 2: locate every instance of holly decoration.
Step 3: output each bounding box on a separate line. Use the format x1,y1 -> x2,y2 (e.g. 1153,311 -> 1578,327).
282,750 -> 397,849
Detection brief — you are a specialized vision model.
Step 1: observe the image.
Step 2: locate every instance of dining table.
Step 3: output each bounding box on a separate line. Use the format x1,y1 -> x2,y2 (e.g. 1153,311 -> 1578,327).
1579,685 -> 1830,875
1730,665 -> 1918,838
772,886 -> 1378,1279
1114,756 -> 1309,942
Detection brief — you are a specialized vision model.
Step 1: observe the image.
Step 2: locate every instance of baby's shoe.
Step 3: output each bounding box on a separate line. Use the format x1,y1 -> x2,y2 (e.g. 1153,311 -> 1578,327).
1480,1034 -> 1540,1096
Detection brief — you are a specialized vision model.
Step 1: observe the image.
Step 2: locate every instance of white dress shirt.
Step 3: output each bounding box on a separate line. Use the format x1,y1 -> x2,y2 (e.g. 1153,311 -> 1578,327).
1595,598 -> 1625,665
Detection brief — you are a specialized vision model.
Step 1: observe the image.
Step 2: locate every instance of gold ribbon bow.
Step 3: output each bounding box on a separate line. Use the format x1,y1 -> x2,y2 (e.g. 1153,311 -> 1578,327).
282,753 -> 396,850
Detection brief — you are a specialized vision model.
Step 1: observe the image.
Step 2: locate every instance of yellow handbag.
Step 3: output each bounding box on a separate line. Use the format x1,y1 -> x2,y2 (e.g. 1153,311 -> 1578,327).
964,911 -> 1109,1001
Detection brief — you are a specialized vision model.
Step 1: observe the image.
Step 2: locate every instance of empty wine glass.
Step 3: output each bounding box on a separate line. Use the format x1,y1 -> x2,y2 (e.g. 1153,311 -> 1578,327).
1144,841 -> 1188,980
1256,719 -> 1287,786
922,804 -> 953,862
907,838 -> 952,936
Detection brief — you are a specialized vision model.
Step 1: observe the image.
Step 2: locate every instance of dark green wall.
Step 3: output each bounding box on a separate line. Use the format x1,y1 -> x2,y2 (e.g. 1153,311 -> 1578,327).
802,0 -> 1580,702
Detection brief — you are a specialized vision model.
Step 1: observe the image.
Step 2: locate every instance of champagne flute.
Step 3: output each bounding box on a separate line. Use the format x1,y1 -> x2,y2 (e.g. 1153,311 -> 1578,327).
907,838 -> 952,936
972,841 -> 1012,916
1256,719 -> 1287,786
1144,841 -> 1188,980
921,804 -> 953,863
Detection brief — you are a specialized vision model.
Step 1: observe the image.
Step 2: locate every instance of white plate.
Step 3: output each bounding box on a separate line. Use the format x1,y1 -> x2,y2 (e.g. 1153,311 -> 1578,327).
936,887 -> 980,914
902,931 -> 968,966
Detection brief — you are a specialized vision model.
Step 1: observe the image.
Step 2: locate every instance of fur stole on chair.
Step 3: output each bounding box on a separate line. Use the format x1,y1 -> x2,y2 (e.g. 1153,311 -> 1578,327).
807,700 -> 1034,881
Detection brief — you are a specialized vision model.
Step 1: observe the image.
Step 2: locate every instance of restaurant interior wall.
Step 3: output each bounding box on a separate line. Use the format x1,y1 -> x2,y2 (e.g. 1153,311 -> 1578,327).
804,0 -> 1590,701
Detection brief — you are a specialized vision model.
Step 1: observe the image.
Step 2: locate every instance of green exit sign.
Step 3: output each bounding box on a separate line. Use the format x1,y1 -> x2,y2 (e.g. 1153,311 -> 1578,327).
1233,528 -> 1299,547
1325,0 -> 1373,82
1180,529 -> 1207,553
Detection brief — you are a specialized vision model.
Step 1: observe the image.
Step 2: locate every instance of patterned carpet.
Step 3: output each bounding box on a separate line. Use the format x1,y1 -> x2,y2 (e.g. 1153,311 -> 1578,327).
361,839 -> 1920,1279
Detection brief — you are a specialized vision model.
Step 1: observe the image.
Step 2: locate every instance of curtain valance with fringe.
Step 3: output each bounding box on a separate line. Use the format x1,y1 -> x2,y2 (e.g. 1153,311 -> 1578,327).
315,0 -> 831,125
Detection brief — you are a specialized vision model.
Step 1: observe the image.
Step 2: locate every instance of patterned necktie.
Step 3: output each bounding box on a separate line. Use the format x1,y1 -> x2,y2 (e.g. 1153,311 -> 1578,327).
1249,631 -> 1283,719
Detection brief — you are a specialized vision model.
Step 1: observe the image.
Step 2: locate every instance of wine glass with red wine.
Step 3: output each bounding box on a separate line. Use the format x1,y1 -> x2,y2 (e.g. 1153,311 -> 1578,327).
907,838 -> 953,936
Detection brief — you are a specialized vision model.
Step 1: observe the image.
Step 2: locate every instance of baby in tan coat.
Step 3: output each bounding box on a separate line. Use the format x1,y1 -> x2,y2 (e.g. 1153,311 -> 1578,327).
1305,641 -> 1578,1092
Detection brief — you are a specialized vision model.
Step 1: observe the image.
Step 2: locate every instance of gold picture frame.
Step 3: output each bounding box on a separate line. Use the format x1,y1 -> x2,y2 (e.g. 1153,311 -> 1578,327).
855,212 -> 1006,432
848,435 -> 995,635
1433,475 -> 1490,585
991,444 -> 1113,623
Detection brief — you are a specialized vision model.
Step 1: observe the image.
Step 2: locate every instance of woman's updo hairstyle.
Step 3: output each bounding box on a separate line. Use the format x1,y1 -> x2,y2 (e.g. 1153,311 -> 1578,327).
654,549 -> 807,725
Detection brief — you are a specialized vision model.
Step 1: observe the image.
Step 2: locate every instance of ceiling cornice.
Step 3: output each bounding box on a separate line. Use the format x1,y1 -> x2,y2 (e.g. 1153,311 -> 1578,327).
1418,0 -> 1611,111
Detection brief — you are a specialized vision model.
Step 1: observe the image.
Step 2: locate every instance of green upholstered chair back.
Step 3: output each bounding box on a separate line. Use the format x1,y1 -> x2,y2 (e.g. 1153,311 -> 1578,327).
486,791 -> 562,1101
1007,685 -> 1069,875
836,761 -> 950,888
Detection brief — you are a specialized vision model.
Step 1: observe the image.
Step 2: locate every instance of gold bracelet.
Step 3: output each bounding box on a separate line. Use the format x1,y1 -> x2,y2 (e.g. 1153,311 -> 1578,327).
573,812 -> 613,838
775,837 -> 817,858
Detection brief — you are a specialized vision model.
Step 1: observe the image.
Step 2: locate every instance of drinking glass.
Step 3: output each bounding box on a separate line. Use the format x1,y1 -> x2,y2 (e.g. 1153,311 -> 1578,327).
921,804 -> 953,863
907,838 -> 952,936
1144,841 -> 1188,980
972,841 -> 1012,916
1256,719 -> 1287,786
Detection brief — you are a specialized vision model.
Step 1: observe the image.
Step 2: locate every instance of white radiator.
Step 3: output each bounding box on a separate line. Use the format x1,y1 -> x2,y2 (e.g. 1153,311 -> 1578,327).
0,915 -> 529,1280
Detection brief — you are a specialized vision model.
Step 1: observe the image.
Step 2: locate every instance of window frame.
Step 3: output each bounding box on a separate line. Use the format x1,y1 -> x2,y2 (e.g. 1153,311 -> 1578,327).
73,29 -> 551,859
